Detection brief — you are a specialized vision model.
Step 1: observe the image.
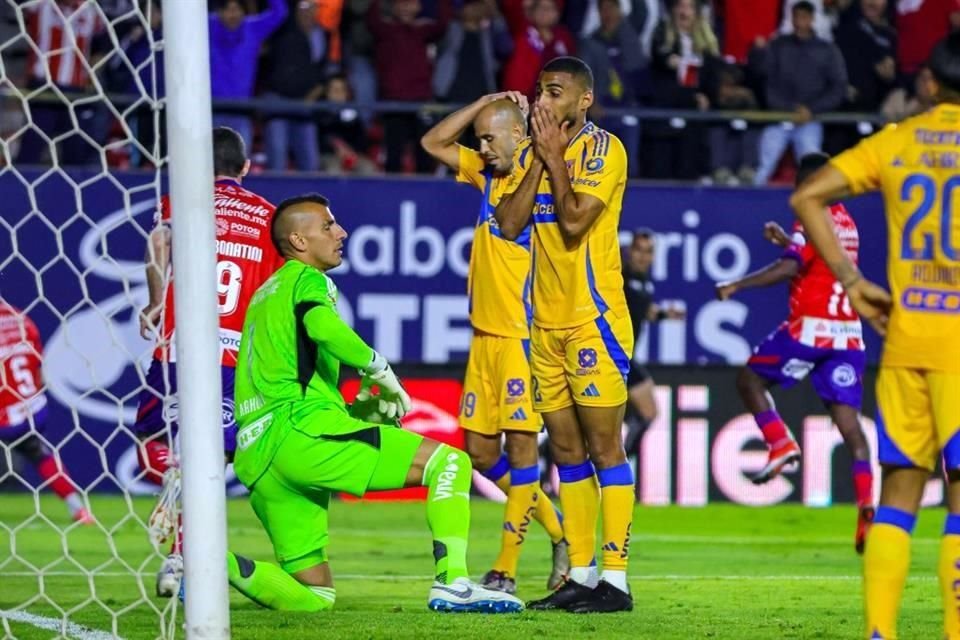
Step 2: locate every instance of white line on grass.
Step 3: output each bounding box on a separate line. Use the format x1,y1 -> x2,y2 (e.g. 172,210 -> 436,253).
0,571 -> 938,582
0,609 -> 122,640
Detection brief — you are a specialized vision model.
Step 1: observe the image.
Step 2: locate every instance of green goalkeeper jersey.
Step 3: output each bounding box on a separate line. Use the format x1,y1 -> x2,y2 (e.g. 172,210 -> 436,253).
233,260 -> 374,487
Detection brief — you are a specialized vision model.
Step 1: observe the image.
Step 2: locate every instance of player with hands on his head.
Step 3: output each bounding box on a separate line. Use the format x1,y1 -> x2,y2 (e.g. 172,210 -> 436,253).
421,91 -> 570,596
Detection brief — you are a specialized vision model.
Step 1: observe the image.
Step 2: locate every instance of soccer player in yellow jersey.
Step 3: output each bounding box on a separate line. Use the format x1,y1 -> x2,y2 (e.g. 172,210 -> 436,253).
495,56 -> 635,613
420,93 -> 569,595
791,34 -> 960,640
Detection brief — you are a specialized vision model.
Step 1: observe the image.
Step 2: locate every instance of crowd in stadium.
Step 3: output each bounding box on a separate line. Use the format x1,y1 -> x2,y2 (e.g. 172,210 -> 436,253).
0,0 -> 956,183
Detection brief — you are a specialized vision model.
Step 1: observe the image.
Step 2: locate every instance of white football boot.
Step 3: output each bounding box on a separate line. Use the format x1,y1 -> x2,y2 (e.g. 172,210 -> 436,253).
428,577 -> 524,613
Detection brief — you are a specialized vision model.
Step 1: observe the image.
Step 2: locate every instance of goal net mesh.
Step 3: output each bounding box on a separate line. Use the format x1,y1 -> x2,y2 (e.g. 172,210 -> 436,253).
1,0 -> 181,637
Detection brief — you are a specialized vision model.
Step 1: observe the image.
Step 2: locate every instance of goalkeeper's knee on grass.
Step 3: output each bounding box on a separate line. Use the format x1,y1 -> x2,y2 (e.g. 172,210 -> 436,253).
227,552 -> 335,612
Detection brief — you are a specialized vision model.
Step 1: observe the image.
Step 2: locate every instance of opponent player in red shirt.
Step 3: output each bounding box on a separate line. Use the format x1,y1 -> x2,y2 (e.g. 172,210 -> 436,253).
0,300 -> 91,524
716,153 -> 874,553
136,127 -> 284,596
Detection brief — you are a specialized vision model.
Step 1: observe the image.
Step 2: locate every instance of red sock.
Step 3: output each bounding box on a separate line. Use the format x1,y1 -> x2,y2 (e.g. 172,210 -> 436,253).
852,460 -> 873,507
137,440 -> 172,485
36,455 -> 76,499
170,514 -> 183,555
754,410 -> 792,447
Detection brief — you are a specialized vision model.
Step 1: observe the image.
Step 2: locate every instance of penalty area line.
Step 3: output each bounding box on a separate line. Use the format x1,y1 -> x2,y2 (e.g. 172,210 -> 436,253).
0,609 -> 123,640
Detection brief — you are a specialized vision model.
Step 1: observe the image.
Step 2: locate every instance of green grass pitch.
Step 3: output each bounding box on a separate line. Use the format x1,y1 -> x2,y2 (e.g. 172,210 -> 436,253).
0,494 -> 947,639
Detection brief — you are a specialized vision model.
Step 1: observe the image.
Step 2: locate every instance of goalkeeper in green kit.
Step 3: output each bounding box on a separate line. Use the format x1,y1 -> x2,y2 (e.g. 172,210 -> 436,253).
227,193 -> 523,613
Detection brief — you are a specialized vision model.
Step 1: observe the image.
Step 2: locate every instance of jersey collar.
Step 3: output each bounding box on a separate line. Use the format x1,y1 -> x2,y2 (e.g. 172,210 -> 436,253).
215,178 -> 241,187
567,121 -> 595,149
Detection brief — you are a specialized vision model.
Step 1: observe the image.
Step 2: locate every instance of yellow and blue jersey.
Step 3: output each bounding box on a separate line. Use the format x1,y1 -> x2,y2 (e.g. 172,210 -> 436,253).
831,104 -> 960,373
505,122 -> 629,329
457,145 -> 532,339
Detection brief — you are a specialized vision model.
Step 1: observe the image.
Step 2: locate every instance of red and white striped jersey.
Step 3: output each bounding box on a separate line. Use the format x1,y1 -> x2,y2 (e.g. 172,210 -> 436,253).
0,303 -> 47,428
27,0 -> 104,89
782,203 -> 864,350
153,180 -> 285,367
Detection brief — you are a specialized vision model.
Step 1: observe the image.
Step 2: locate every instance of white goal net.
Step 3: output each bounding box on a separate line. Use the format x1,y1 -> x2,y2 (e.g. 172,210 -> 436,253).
0,1 -> 225,638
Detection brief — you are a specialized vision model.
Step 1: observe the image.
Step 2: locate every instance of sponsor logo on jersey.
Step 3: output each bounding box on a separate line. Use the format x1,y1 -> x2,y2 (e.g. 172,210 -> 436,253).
902,287 -> 960,313
229,222 -> 262,239
236,413 -> 271,451
215,217 -> 230,237
585,157 -> 604,173
831,364 -> 858,388
214,196 -> 272,218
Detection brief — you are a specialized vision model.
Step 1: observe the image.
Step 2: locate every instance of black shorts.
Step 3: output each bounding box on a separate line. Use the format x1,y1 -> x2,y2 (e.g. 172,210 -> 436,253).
627,363 -> 652,389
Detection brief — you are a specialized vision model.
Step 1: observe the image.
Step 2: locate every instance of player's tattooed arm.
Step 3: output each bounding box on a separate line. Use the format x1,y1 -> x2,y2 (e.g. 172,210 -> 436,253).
715,259 -> 799,300
420,92 -> 527,172
532,104 -> 603,245
140,224 -> 170,338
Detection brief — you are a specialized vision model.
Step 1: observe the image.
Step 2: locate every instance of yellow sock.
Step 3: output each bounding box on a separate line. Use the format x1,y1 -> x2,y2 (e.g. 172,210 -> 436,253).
491,466 -> 539,576
597,463 -> 635,574
492,472 -> 564,544
864,507 -> 915,640
557,462 -> 600,569
940,515 -> 960,639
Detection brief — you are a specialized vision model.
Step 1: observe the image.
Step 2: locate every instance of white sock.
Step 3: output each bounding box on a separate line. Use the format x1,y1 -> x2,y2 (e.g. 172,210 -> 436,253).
65,493 -> 84,514
601,569 -> 628,593
568,566 -> 599,588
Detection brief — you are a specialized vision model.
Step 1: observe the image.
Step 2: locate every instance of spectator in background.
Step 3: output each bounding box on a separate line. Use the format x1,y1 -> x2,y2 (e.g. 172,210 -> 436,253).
433,0 -> 513,104
317,73 -> 377,174
120,0 -> 165,166
645,0 -> 718,180
704,60 -> 759,185
501,0 -> 576,96
367,0 -> 451,172
778,0 -> 835,40
574,0 -> 661,59
314,0 -> 345,69
263,0 -> 326,172
895,0 -> 960,78
16,0 -> 109,166
208,0 -> 288,151
882,64 -> 937,121
341,0 -> 378,124
835,0 -> 896,112
751,1 -> 846,185
718,0 -> 779,63
579,0 -> 647,177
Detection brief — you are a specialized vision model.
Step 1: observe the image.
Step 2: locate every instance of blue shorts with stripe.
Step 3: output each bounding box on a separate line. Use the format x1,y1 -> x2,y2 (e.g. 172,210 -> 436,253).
529,310 -> 633,412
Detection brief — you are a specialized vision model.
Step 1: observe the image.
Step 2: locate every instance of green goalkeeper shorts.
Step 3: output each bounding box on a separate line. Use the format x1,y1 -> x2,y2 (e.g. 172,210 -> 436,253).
249,415 -> 424,574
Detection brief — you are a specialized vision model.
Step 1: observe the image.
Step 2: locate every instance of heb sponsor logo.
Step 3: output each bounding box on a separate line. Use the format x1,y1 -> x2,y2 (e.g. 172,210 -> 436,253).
229,222 -> 261,239
902,287 -> 960,313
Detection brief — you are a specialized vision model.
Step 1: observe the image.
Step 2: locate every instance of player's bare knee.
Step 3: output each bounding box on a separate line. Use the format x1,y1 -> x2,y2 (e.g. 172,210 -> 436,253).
736,367 -> 762,398
503,431 -> 539,468
587,440 -> 627,470
462,432 -> 500,471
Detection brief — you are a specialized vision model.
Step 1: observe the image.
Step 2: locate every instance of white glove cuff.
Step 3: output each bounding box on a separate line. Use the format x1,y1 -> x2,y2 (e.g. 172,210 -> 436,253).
365,350 -> 388,375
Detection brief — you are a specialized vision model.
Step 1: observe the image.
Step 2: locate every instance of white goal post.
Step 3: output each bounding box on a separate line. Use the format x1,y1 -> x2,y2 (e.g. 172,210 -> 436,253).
0,0 -> 229,638
162,1 -> 230,638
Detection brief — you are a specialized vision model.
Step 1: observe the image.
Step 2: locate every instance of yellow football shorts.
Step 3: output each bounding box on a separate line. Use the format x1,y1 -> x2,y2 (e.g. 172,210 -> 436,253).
529,310 -> 633,413
875,367 -> 960,471
459,332 -> 541,435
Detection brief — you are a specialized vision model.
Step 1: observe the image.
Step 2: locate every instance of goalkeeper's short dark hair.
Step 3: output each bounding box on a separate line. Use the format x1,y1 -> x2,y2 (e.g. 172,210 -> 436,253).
213,126 -> 246,177
541,56 -> 594,90
271,193 -> 332,256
